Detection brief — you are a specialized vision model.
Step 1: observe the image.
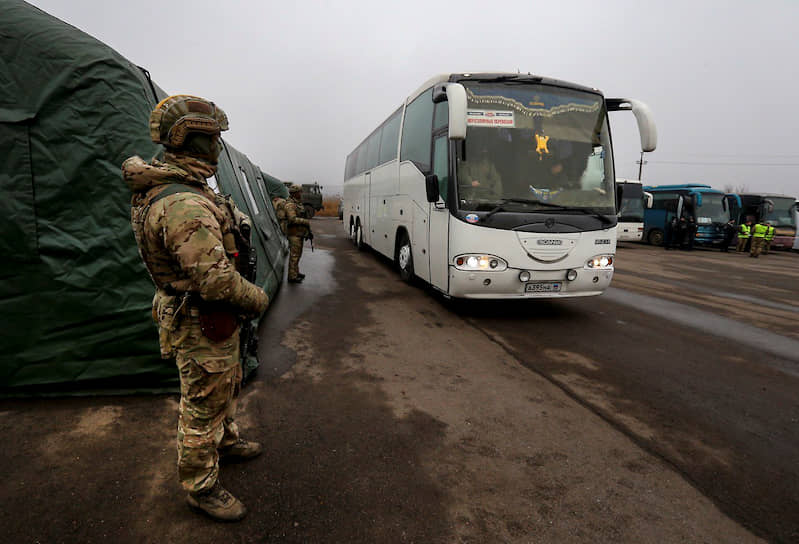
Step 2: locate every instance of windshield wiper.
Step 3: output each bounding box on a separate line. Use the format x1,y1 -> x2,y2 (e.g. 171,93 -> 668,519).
571,207 -> 614,225
483,198 -> 562,220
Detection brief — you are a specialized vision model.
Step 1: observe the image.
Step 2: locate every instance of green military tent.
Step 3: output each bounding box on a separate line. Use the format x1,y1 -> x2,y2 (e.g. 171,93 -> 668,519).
0,0 -> 287,394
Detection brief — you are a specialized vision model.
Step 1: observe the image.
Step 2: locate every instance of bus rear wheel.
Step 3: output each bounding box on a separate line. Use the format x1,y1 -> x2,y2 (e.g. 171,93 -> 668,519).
355,223 -> 364,251
397,234 -> 414,283
648,229 -> 664,246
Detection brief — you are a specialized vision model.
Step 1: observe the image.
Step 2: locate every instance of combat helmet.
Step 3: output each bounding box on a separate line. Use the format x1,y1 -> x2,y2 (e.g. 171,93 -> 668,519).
149,95 -> 229,163
289,184 -> 302,195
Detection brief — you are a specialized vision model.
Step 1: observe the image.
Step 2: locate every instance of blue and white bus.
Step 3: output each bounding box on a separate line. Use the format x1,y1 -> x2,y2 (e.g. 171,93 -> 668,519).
343,73 -> 657,298
642,184 -> 740,247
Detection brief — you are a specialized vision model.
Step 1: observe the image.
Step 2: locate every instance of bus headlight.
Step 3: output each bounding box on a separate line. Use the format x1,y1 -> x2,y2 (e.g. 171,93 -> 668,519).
566,269 -> 578,281
454,254 -> 507,271
586,255 -> 614,269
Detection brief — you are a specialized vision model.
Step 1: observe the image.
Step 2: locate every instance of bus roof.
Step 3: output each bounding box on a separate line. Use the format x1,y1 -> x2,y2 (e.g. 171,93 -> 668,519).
405,72 -> 603,104
737,192 -> 796,200
643,184 -> 719,192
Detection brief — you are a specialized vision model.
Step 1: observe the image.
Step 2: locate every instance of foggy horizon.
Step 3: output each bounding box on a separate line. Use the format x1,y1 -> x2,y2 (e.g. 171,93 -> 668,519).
25,0 -> 799,197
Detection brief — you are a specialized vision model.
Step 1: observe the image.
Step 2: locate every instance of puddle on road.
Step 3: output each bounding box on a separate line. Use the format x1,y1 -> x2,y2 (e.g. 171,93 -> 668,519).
255,248 -> 337,379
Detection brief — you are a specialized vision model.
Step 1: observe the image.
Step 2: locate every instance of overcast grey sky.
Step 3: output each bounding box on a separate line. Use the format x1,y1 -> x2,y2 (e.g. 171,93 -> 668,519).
28,0 -> 799,196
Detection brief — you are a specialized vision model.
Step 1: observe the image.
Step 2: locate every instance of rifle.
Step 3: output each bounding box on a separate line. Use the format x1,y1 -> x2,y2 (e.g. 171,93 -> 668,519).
306,230 -> 314,252
235,220 -> 259,365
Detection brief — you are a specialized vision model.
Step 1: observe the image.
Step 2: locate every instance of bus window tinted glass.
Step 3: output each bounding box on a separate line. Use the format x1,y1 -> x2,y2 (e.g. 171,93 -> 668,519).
401,89 -> 434,171
366,130 -> 381,170
433,135 -> 449,204
379,110 -> 401,164
433,102 -> 448,129
356,143 -> 367,174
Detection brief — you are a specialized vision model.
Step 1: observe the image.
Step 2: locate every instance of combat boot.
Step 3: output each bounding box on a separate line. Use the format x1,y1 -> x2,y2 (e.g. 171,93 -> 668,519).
186,481 -> 247,522
219,438 -> 263,461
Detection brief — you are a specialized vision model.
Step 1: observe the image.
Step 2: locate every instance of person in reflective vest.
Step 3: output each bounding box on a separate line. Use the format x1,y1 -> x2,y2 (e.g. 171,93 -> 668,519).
750,221 -> 769,258
736,220 -> 751,252
764,223 -> 776,254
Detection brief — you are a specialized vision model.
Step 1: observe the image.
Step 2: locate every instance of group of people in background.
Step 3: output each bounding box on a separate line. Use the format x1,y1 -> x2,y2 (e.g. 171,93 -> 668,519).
663,215 -> 698,250
733,219 -> 777,258
663,214 -> 776,257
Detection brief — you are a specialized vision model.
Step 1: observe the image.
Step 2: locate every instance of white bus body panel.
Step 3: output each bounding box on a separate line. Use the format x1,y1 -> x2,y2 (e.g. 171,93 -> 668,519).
447,218 -> 616,299
617,221 -> 644,242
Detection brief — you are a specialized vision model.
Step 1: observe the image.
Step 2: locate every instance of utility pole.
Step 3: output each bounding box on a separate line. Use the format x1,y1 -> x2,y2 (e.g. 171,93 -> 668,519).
637,151 -> 648,181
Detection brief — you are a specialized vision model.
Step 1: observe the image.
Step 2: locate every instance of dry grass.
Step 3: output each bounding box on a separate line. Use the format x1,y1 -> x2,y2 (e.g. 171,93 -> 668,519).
317,196 -> 341,217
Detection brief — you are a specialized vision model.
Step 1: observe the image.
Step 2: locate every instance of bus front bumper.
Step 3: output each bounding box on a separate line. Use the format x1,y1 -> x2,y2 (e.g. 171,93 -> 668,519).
447,266 -> 613,299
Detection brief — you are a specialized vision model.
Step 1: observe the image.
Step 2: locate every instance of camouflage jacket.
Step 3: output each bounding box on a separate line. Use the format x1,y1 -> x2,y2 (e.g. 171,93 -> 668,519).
122,154 -> 268,317
285,197 -> 310,237
272,197 -> 288,235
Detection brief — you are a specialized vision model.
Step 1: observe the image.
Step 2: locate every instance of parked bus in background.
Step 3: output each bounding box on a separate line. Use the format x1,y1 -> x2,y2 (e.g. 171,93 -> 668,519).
642,184 -> 739,247
616,178 -> 652,242
342,72 -> 657,299
729,193 -> 798,250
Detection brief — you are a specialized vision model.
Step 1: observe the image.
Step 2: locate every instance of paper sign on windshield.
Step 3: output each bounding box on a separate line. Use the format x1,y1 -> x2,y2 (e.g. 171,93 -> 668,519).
466,110 -> 515,128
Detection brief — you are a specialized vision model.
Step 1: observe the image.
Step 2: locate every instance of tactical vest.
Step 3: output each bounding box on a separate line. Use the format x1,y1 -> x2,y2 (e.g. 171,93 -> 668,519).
766,226 -> 776,241
738,224 -> 751,238
285,199 -> 308,237
131,183 -> 241,294
752,223 -> 768,238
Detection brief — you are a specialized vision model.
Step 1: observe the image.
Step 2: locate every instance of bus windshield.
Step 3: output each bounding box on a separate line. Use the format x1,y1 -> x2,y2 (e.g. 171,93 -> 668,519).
456,82 -> 614,213
763,197 -> 797,227
695,193 -> 729,224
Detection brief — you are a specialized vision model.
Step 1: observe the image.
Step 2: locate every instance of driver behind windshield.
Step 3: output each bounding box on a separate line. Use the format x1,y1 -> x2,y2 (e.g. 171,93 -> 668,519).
457,144 -> 503,201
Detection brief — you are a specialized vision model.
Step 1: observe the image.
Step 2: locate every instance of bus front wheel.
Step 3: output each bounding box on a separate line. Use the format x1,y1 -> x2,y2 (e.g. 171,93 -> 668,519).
397,234 -> 414,283
648,229 -> 664,246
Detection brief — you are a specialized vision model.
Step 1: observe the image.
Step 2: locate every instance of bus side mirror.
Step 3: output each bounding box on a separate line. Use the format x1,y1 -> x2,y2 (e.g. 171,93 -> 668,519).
425,174 -> 440,203
606,98 -> 657,152
446,83 -> 467,140
644,192 -> 653,208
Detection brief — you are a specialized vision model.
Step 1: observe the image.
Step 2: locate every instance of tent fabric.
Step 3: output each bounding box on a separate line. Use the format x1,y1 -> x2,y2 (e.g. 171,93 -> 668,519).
0,1 -> 287,394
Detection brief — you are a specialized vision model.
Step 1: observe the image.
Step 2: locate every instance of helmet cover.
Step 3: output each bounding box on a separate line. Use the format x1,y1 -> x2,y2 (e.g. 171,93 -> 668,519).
149,95 -> 229,158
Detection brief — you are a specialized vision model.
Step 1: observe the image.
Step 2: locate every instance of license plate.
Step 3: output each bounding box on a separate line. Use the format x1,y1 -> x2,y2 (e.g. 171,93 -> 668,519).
525,282 -> 562,293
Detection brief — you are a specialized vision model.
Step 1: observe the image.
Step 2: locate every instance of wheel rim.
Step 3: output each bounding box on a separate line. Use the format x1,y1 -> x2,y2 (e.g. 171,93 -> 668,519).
398,244 -> 411,270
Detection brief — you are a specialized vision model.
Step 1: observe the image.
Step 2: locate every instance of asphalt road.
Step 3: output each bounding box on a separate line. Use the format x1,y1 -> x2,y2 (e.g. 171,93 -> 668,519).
1,218 -> 796,543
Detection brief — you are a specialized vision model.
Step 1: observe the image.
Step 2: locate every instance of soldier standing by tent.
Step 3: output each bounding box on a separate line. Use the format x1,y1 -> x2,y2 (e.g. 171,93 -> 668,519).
286,184 -> 312,283
122,95 -> 269,522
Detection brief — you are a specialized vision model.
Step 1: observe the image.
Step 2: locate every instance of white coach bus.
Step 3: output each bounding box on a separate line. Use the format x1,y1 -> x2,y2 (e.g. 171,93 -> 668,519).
616,178 -> 652,242
343,73 -> 657,299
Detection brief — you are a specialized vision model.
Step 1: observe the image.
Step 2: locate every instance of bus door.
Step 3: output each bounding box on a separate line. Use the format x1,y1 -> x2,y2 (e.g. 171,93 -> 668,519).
428,134 -> 450,291
363,171 -> 372,246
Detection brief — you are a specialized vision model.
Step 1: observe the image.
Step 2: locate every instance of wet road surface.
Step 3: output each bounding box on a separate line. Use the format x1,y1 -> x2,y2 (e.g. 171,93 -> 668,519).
0,218 -> 796,543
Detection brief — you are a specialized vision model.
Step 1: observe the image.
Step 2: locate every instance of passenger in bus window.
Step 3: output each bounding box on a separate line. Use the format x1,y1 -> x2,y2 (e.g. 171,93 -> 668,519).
457,146 -> 503,201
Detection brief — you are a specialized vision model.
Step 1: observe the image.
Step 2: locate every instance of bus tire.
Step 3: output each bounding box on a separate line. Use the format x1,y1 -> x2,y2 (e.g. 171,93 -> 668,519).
397,234 -> 414,283
648,229 -> 664,246
355,223 -> 365,251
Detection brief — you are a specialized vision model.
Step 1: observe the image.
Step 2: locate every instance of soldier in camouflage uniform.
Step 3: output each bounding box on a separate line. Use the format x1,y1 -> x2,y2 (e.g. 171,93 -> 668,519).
285,185 -> 311,283
122,95 -> 269,522
272,196 -> 288,236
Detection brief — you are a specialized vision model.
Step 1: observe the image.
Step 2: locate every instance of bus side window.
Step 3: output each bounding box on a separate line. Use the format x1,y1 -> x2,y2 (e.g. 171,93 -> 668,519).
432,135 -> 449,205
401,89 -> 434,172
433,102 -> 448,130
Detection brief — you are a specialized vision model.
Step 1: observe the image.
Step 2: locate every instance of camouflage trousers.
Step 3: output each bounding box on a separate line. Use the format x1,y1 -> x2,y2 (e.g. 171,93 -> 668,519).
288,235 -> 304,280
763,240 -> 772,254
736,238 -> 748,252
750,237 -> 766,257
172,306 -> 242,494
